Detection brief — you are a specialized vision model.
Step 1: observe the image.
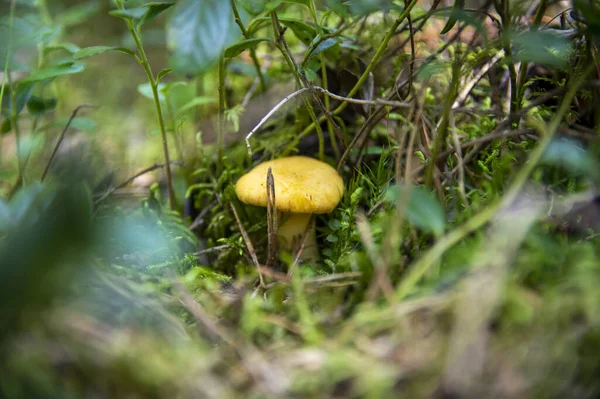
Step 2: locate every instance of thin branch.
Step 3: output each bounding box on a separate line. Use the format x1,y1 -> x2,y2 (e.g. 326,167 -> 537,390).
41,104 -> 97,182
93,161 -> 184,206
246,87 -> 309,154
453,49 -> 506,109
231,204 -> 265,287
266,167 -> 278,268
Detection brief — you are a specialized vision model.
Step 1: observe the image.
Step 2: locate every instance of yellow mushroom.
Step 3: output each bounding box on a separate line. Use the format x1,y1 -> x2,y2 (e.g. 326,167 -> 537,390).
235,156 -> 344,261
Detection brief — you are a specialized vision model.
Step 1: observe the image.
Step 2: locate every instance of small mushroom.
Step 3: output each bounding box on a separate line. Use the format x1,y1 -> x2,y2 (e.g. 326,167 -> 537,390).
235,156 -> 344,261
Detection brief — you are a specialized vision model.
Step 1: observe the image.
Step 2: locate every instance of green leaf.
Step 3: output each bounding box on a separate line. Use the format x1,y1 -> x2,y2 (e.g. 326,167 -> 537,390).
508,29 -> 571,67
1,83 -> 34,117
110,7 -> 147,21
279,18 -> 317,45
440,0 -> 465,34
43,42 -> 81,56
138,82 -> 166,102
74,46 -> 135,60
58,1 -> 100,27
307,37 -> 340,61
542,138 -> 600,181
138,2 -> 175,28
324,0 -> 349,17
224,37 -> 271,58
285,0 -> 310,6
19,62 -> 85,84
237,0 -> 267,14
1,118 -> 11,134
37,117 -> 97,133
157,68 -> 173,81
385,184 -> 446,236
167,0 -> 240,76
26,96 -> 57,116
175,96 -> 216,117
347,0 -> 401,16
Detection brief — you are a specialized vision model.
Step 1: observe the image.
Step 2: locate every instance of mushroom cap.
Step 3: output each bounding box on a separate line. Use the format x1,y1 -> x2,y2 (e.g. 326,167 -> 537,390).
235,156 -> 344,214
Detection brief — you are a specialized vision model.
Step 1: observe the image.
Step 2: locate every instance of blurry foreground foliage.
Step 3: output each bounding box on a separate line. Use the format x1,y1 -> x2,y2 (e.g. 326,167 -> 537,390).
1,0 -> 600,398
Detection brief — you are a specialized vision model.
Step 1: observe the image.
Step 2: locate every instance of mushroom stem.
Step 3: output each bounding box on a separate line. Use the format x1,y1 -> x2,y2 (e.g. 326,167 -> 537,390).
277,212 -> 319,261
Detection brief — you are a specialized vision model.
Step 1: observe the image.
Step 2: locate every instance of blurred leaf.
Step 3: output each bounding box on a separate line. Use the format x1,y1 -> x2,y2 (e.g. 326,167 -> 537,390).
542,137 -> 600,180
38,117 -> 97,133
385,184 -> 446,235
238,0 -> 267,14
417,59 -> 449,81
347,0 -> 401,16
508,29 -> 572,67
74,46 -> 136,60
1,118 -> 11,134
279,18 -> 317,45
573,0 -> 600,43
0,182 -> 93,337
1,82 -> 34,117
44,42 -> 81,55
440,0 -> 465,34
167,0 -> 240,76
175,96 -> 216,117
26,96 -> 57,116
436,7 -> 487,43
324,0 -> 350,17
58,1 -> 100,27
19,62 -> 85,84
138,82 -> 166,102
110,7 -> 147,21
224,38 -> 271,58
285,0 -> 310,6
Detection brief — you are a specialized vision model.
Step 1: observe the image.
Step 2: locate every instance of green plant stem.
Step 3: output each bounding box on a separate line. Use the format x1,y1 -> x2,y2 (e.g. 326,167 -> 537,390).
123,16 -> 176,210
499,0 -> 518,125
290,272 -> 322,344
231,0 -> 265,92
425,58 -> 461,189
514,0 -> 548,126
396,61 -> 595,300
0,0 -> 17,169
284,0 -> 419,154
309,0 -> 339,158
270,11 -> 326,160
217,55 -> 226,176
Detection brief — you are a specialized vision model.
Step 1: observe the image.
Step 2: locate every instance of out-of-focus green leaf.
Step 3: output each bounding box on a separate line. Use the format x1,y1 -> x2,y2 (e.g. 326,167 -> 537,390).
1,118 -> 11,134
1,83 -> 34,117
74,46 -> 135,60
18,62 -> 85,84
138,82 -> 166,102
43,42 -> 81,55
0,182 -> 93,338
37,117 -> 97,133
167,0 -> 240,76
26,96 -> 57,116
508,29 -> 572,67
238,0 -> 267,15
224,38 -> 271,58
347,0 -> 401,16
440,0 -> 465,34
57,1 -> 100,27
542,138 -> 600,181
175,96 -> 216,117
385,184 -> 446,236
